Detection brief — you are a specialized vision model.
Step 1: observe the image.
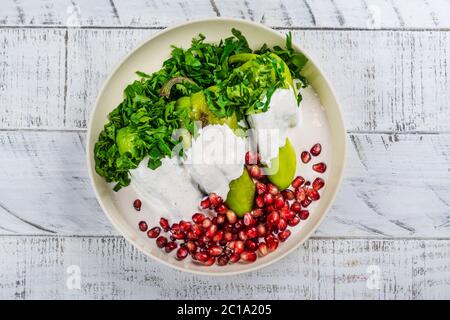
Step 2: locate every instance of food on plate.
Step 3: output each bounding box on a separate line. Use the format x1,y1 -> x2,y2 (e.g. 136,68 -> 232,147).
94,29 -> 328,266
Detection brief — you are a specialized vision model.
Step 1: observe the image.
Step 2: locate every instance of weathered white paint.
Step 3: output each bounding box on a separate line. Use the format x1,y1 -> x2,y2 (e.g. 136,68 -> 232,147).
0,130 -> 448,237
0,0 -> 450,29
0,236 -> 448,299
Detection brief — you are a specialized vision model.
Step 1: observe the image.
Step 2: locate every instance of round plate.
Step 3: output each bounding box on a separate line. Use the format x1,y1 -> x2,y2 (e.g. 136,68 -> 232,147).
87,18 -> 346,276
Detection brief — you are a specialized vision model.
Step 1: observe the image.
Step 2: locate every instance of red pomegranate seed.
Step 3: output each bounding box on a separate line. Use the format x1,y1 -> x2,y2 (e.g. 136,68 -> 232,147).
204,256 -> 216,266
310,143 -> 322,157
278,230 -> 291,242
249,165 -> 263,179
194,251 -> 209,262
176,246 -> 189,260
265,205 -> 275,213
240,251 -> 257,263
206,224 -> 217,238
267,211 -> 280,226
301,199 -> 311,208
192,224 -> 203,237
133,199 -> 142,211
159,217 -> 170,231
234,240 -> 245,254
172,232 -> 185,240
301,151 -> 311,164
292,176 -> 305,189
251,208 -> 263,218
215,204 -> 227,214
202,218 -> 212,229
186,241 -> 197,253
200,197 -> 211,209
299,210 -> 310,220
217,255 -> 229,266
245,151 -> 260,165
312,162 -> 327,173
245,239 -> 258,251
313,177 -> 325,191
223,231 -> 233,242
156,236 -> 167,248
274,194 -> 285,209
290,201 -> 302,213
171,223 -> 180,233
212,230 -> 224,242
229,253 -> 241,263
208,245 -> 223,257
278,219 -> 288,231
307,188 -> 320,201
192,213 -> 205,224
234,220 -> 244,230
295,188 -> 307,202
180,220 -> 192,232
305,181 -> 311,186
209,193 -> 221,207
282,189 -> 295,201
267,184 -> 279,195
225,210 -> 237,224
147,226 -> 161,238
165,241 -> 177,253
138,221 -> 148,232
256,224 -> 267,237
264,193 -> 274,205
266,236 -> 279,252
288,215 -> 301,226
258,242 -> 268,256
217,214 -> 226,225
255,182 -> 267,195
246,227 -> 257,239
255,195 -> 265,207
238,230 -> 248,241
243,212 -> 255,226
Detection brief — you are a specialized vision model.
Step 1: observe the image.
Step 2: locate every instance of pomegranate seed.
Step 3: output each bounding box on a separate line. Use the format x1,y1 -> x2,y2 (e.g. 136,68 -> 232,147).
180,220 -> 192,232
171,223 -> 180,233
240,251 -> 257,263
200,197 -> 211,209
299,210 -> 310,220
266,236 -> 279,252
215,203 -> 227,214
245,151 -> 260,165
278,219 -> 288,231
251,208 -> 263,218
246,227 -> 257,239
301,199 -> 311,208
301,151 -> 311,163
312,162 -> 327,173
282,189 -> 295,200
307,188 -> 320,201
204,256 -> 216,266
202,218 -> 212,229
208,193 -> 222,207
194,251 -> 209,262
159,217 -> 170,231
226,210 -> 237,224
147,226 -> 161,238
192,224 -> 203,237
138,221 -> 148,232
229,253 -> 241,263
249,165 -> 263,179
255,182 -> 267,195
278,230 -> 291,242
192,213 -> 205,224
238,230 -> 248,241
172,232 -> 185,240
292,176 -> 305,189
290,201 -> 302,213
223,231 -> 233,242
234,220 -> 244,230
274,194 -> 285,209
212,230 -> 224,242
206,224 -> 217,238
310,143 -> 322,156
186,241 -> 197,253
256,224 -> 267,237
255,195 -> 265,207
258,242 -> 268,256
267,184 -> 279,195
313,177 -> 325,191
267,211 -> 280,226
156,236 -> 167,248
208,245 -> 223,257
263,193 -> 274,205
243,212 -> 255,226
265,205 -> 275,213
217,255 -> 229,266
176,246 -> 189,260
218,215 -> 227,225
288,215 -> 301,226
234,240 -> 244,254
165,241 -> 177,253
245,239 -> 258,251
305,180 -> 311,186
133,199 -> 142,211
295,188 -> 307,202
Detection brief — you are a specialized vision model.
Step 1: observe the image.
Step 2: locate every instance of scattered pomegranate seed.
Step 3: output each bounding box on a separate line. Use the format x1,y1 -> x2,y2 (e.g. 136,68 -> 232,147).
255,182 -> 267,195
208,193 -> 221,207
217,255 -> 229,266
266,236 -> 279,252
156,236 -> 167,248
226,210 -> 237,224
246,227 -> 258,239
288,215 -> 301,227
243,212 -> 255,226
234,240 -> 245,254
278,230 -> 291,242
251,208 -> 263,218
138,221 -> 148,232
185,241 -> 197,253
206,224 -> 217,238
292,176 -> 305,189
267,211 -> 280,226
192,213 -> 205,224
147,226 -> 161,238
295,188 -> 306,202
240,251 -> 257,263
304,181 -> 311,186
245,151 -> 260,165
290,201 -> 302,213
165,241 -> 177,253
301,199 -> 311,208
282,189 -> 295,201
301,151 -> 311,164
267,184 -> 279,195
171,223 -> 180,233
263,193 -> 274,205
176,246 -> 189,260
307,188 -> 320,201
202,218 -> 212,229
274,194 -> 285,209
313,177 -> 325,191
133,199 -> 142,211
204,256 -> 216,266
249,165 -> 263,179
212,230 -> 224,242
238,229 -> 248,241
215,203 -> 227,214
299,210 -> 310,220
223,231 -> 233,242
312,162 -> 327,173
310,143 -> 322,157
208,245 -> 223,257
159,217 -> 170,231
258,242 -> 268,256
216,214 -> 226,225
194,251 -> 209,262
245,239 -> 258,251
256,224 -> 267,237
180,220 -> 191,232
229,253 -> 241,263
255,195 -> 265,208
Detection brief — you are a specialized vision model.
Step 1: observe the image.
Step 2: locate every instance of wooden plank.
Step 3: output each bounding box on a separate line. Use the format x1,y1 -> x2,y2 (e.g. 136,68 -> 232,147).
0,28 -> 66,129
0,130 -> 448,237
0,236 -> 448,299
1,0 -> 450,29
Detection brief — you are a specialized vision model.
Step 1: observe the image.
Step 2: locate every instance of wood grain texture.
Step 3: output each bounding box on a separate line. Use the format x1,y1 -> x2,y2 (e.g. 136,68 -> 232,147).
0,236 -> 448,299
0,130 -> 448,237
0,0 -> 450,29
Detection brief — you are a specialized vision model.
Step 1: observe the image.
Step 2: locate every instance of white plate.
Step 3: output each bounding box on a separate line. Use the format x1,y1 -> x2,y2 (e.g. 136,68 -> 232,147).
86,18 -> 346,276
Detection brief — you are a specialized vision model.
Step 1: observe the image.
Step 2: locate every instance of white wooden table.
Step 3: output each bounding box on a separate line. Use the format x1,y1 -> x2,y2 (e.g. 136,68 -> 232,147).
0,0 -> 449,300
